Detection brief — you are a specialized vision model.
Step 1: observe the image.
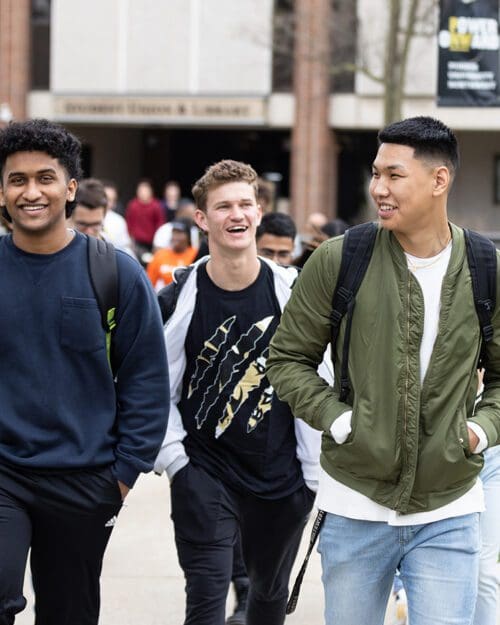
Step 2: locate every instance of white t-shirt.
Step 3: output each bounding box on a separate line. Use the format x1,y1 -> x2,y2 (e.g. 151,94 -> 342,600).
103,210 -> 136,258
317,242 -> 485,525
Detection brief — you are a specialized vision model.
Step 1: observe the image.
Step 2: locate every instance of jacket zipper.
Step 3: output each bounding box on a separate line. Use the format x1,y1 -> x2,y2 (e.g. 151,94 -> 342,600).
396,270 -> 412,512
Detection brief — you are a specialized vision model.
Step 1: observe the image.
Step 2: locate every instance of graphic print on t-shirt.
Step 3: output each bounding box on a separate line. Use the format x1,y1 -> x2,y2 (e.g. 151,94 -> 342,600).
190,315 -> 274,436
180,261 -> 303,497
188,315 -> 236,398
216,348 -> 270,438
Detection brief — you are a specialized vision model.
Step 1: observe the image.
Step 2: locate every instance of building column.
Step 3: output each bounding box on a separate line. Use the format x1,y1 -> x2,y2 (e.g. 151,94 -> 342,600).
290,0 -> 337,231
0,0 -> 31,124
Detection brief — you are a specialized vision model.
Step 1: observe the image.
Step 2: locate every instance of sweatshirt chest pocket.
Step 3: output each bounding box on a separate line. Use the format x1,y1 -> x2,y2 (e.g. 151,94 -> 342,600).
60,297 -> 104,353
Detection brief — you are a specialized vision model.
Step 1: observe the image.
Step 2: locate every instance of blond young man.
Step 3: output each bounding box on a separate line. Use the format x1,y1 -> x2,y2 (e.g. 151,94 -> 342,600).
154,160 -> 322,625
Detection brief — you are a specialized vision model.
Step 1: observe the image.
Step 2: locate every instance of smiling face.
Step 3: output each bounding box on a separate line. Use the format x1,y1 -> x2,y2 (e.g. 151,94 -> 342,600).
369,143 -> 448,238
0,150 -> 77,246
194,181 -> 262,256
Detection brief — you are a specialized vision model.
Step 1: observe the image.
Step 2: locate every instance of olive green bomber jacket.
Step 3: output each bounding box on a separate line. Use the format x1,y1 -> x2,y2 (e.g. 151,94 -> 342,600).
267,223 -> 500,514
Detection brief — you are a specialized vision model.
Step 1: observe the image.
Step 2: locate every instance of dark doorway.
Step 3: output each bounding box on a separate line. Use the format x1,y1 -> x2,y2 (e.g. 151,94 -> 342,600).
141,128 -> 291,200
336,130 -> 378,223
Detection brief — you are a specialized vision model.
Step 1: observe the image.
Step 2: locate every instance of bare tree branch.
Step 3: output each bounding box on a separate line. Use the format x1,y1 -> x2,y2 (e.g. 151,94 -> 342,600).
331,62 -> 384,84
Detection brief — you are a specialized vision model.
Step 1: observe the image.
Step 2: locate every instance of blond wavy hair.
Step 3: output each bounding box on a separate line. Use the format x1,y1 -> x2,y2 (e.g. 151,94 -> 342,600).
192,159 -> 258,212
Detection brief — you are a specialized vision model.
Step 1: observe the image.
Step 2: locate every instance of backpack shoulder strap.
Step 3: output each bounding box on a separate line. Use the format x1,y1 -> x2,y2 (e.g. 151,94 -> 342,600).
158,264 -> 195,324
330,222 -> 378,401
330,222 -> 378,335
87,235 -> 118,369
463,229 -> 497,359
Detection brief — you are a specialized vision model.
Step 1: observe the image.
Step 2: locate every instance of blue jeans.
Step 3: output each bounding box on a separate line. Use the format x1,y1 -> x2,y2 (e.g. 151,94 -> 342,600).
318,512 -> 480,625
473,447 -> 500,625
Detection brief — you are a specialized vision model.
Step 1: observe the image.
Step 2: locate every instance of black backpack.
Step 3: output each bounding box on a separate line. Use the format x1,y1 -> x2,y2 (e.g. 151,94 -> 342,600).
286,222 -> 497,615
330,222 -> 497,402
86,235 -> 118,371
157,265 -> 195,324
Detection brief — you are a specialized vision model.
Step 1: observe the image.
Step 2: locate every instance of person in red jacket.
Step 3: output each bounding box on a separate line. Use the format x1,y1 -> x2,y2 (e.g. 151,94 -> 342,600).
125,179 -> 164,262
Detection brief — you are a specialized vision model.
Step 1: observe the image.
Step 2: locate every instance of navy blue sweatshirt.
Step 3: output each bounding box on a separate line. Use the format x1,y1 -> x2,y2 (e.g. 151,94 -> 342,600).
0,232 -> 169,487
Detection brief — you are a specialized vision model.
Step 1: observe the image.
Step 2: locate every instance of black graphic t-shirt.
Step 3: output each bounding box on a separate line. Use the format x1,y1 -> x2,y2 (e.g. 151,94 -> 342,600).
180,261 -> 304,499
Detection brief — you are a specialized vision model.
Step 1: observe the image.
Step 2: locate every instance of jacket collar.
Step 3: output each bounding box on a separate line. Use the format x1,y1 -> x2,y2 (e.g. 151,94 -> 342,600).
385,221 -> 465,276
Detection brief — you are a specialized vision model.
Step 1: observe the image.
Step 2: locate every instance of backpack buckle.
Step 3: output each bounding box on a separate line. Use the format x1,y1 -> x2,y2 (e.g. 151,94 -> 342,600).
339,378 -> 350,402
330,287 -> 353,326
483,324 -> 494,342
479,298 -> 493,313
329,309 -> 343,326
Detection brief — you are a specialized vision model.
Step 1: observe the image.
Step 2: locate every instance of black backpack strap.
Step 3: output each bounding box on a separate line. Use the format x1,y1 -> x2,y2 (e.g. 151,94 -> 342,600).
330,222 -> 378,401
87,236 -> 118,370
158,264 -> 195,324
463,228 -> 497,367
286,509 -> 326,614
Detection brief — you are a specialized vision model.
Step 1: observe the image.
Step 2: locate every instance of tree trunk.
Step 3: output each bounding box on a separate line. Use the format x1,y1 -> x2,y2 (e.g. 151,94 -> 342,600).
398,0 -> 420,116
384,0 -> 423,124
384,0 -> 403,124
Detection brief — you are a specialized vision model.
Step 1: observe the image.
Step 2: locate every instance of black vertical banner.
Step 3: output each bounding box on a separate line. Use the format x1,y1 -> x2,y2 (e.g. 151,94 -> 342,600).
438,0 -> 500,106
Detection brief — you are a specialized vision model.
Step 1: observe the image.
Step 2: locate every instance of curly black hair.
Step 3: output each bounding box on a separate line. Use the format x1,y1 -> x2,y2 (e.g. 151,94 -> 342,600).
0,119 -> 83,219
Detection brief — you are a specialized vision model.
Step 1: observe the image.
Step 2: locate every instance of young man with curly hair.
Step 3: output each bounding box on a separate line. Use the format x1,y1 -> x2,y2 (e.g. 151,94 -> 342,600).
0,119 -> 169,625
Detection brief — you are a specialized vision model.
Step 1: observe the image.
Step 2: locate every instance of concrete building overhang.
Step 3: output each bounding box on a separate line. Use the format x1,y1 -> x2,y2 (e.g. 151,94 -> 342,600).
29,90 -> 500,132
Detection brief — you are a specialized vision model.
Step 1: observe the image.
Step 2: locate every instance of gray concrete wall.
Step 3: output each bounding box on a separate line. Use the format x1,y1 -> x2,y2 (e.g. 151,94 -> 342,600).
51,0 -> 273,95
449,131 -> 500,232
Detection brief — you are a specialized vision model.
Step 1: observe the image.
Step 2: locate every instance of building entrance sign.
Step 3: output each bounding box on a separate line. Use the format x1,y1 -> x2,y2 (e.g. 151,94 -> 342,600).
53,96 -> 267,125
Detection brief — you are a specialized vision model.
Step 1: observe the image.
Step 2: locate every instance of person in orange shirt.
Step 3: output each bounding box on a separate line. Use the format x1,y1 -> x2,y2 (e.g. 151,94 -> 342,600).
147,219 -> 198,291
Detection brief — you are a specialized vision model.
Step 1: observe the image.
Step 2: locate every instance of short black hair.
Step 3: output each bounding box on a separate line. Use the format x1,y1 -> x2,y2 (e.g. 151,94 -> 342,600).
377,116 -> 459,177
0,119 -> 83,220
256,212 -> 296,241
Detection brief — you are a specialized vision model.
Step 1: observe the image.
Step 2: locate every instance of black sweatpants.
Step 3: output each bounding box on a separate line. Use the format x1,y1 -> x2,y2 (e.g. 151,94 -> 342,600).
170,462 -> 314,625
231,532 -> 247,581
0,463 -> 122,625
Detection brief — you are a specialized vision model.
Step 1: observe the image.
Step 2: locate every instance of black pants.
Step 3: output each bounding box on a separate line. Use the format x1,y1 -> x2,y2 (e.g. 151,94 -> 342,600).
0,463 -> 122,625
170,463 -> 314,625
231,532 -> 246,581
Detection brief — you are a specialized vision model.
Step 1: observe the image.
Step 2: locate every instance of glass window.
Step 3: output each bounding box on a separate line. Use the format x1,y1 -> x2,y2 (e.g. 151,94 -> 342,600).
31,0 -> 51,89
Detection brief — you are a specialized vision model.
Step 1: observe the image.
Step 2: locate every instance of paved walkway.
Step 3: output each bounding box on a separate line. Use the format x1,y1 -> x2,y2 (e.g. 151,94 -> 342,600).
15,472 -> 499,624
